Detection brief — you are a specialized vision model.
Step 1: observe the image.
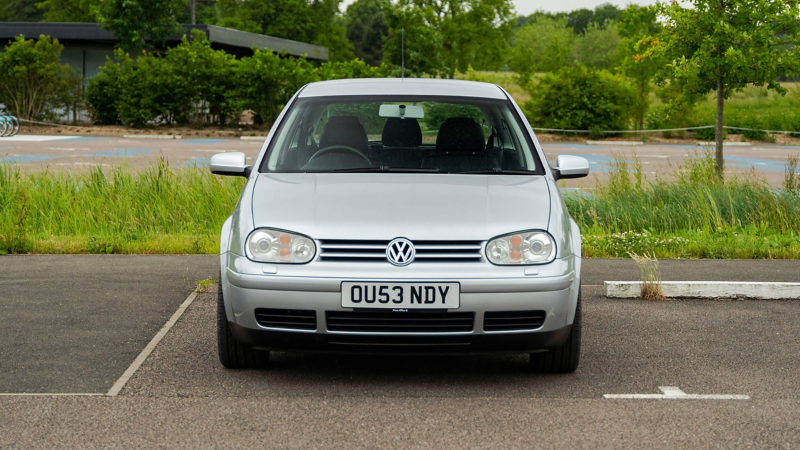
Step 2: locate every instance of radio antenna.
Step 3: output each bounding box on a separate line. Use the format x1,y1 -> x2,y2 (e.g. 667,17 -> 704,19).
401,27 -> 405,79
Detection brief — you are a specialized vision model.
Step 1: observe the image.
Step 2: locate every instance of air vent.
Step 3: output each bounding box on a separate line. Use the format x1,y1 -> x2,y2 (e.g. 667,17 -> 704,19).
483,310 -> 546,331
318,240 -> 482,263
255,308 -> 316,330
326,310 -> 474,332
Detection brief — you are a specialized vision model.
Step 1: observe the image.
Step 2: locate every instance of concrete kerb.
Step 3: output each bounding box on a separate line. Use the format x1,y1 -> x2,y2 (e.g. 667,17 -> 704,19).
586,141 -> 643,146
696,142 -> 752,147
604,281 -> 800,299
123,134 -> 182,139
240,136 -> 267,141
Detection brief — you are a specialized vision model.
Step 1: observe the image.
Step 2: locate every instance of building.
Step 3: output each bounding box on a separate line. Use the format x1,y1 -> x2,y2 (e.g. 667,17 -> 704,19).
0,22 -> 329,82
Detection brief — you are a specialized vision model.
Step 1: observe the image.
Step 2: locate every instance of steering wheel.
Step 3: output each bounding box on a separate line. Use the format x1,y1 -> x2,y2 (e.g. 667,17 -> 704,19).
308,145 -> 371,165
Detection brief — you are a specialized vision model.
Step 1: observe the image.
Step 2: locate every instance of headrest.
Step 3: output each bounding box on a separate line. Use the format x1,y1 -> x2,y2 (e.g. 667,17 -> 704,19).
436,117 -> 485,153
382,118 -> 422,147
319,116 -> 368,153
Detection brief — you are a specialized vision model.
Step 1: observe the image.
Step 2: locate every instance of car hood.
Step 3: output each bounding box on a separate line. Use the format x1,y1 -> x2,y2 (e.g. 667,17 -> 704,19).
250,173 -> 551,241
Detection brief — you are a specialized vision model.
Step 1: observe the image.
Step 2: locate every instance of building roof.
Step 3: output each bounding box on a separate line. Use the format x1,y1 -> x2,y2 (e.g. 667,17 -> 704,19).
299,78 -> 507,99
0,22 -> 328,60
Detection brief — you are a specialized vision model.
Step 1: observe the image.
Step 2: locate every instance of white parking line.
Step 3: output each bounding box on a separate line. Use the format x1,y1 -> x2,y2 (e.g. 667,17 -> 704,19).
106,291 -> 199,396
604,386 -> 750,400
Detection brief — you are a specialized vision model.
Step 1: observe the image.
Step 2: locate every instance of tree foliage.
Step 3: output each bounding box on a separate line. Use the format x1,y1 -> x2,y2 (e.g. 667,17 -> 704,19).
518,3 -> 622,33
215,0 -> 355,61
650,0 -> 800,177
37,0 -> 101,22
383,4 -> 446,77
98,0 -> 185,53
508,17 -> 574,86
617,5 -> 662,130
0,35 -> 80,121
399,0 -> 515,77
523,64 -> 635,132
345,0 -> 390,66
0,0 -> 44,21
574,22 -> 620,70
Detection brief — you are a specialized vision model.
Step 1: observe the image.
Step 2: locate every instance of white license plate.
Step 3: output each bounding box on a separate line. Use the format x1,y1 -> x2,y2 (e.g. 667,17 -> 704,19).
341,282 -> 460,309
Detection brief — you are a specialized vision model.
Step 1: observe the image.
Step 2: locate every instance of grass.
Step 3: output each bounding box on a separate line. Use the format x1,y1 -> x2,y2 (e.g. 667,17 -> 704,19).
0,158 -> 244,255
629,252 -> 666,300
1,153 -> 799,259
566,151 -> 800,259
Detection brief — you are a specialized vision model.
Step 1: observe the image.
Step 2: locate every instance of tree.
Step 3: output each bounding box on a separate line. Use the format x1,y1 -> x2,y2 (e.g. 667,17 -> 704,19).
508,17 -> 574,86
345,0 -> 391,66
37,0 -> 101,22
617,5 -> 661,130
402,0 -> 515,77
652,0 -> 800,178
0,0 -> 44,21
216,0 -> 356,61
384,4 -> 446,76
0,35 -> 79,121
574,22 -> 620,70
98,0 -> 185,53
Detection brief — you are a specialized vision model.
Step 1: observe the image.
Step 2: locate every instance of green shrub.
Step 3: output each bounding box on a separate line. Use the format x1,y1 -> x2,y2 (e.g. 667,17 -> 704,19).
694,127 -> 725,141
0,35 -> 81,121
86,59 -> 121,125
522,64 -> 635,132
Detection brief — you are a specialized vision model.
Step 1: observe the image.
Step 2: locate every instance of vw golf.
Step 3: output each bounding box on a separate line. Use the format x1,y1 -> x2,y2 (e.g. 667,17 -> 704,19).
211,78 -> 590,373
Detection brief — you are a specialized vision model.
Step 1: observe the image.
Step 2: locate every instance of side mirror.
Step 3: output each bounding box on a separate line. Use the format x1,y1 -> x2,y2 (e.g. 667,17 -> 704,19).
210,152 -> 251,177
552,155 -> 590,181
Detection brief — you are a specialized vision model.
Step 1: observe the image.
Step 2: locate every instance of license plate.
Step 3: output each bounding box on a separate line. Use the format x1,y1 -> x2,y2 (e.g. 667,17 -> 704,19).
341,282 -> 460,309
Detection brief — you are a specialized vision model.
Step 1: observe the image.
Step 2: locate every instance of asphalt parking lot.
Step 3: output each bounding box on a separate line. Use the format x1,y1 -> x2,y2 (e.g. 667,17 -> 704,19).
2,134 -> 799,188
1,256 -> 799,447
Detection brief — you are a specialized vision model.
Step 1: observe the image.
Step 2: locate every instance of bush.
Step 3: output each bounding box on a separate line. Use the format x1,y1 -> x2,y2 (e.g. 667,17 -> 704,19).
234,49 -> 317,127
0,35 -> 81,121
694,127 -> 725,141
87,30 -> 386,128
522,64 -> 635,132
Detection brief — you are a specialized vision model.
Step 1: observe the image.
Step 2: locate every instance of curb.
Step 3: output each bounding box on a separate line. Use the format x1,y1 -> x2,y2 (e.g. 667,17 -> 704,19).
123,134 -> 182,139
696,142 -> 752,147
604,281 -> 800,299
586,141 -> 643,146
240,136 -> 267,141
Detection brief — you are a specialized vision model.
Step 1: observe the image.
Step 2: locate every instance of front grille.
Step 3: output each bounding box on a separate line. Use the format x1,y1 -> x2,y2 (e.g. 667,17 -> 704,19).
318,239 -> 483,263
483,310 -> 546,331
255,308 -> 316,330
326,310 -> 474,332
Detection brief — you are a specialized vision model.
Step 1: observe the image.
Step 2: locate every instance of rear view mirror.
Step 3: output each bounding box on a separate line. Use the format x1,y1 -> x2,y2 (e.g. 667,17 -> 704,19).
379,104 -> 424,119
552,155 -> 590,180
210,152 -> 250,177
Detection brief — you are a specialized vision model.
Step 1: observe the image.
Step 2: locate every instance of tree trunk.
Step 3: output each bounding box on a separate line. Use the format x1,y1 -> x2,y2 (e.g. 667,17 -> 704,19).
715,77 -> 725,180
190,0 -> 196,25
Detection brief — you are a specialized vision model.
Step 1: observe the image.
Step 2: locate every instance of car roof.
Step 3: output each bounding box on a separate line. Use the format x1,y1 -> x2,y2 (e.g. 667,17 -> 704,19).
298,78 -> 508,100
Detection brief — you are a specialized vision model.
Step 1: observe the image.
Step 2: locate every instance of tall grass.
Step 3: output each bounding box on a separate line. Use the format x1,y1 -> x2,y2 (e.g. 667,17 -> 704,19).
567,151 -> 800,258
1,155 -> 799,258
0,159 -> 244,254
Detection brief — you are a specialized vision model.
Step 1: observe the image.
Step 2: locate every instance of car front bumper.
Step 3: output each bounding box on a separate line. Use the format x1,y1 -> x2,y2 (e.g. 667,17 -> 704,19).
221,255 -> 580,354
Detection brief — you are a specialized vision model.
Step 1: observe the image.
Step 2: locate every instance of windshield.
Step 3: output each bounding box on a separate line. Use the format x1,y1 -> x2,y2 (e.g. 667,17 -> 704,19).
259,95 -> 544,174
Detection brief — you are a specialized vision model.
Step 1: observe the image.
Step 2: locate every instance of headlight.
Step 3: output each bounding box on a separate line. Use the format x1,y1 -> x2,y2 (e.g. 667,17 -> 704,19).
245,228 -> 316,264
486,230 -> 556,265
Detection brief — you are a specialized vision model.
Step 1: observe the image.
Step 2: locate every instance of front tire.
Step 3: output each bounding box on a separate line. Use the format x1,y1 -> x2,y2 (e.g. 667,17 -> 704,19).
530,287 -> 581,373
217,270 -> 270,369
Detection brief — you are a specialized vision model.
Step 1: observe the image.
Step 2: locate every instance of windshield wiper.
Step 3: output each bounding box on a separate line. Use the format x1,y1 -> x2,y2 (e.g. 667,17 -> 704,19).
449,169 -> 538,175
331,167 -> 440,173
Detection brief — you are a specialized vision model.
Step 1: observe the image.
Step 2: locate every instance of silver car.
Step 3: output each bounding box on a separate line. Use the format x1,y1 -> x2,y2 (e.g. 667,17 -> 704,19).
211,78 -> 590,372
